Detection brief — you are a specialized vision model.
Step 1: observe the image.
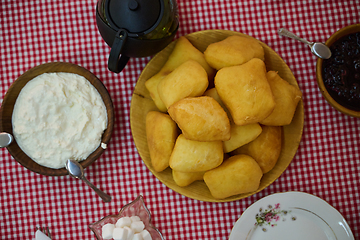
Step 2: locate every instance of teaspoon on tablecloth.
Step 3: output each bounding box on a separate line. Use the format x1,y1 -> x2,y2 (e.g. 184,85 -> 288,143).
278,28 -> 332,59
65,159 -> 112,202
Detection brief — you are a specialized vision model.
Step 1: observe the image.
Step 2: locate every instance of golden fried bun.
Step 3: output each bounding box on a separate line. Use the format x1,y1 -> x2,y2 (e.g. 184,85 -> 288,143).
204,35 -> 265,70
146,111 -> 178,172
172,170 -> 205,187
233,125 -> 282,173
223,123 -> 262,153
145,76 -> 167,112
204,154 -> 263,199
215,58 -> 275,125
145,37 -> 216,112
158,60 -> 209,109
203,87 -> 232,121
165,36 -> 216,80
168,96 -> 231,141
169,134 -> 223,172
260,71 -> 302,126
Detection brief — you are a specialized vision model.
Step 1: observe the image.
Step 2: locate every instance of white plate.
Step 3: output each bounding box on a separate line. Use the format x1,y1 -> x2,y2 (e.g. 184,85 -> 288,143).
229,192 -> 354,240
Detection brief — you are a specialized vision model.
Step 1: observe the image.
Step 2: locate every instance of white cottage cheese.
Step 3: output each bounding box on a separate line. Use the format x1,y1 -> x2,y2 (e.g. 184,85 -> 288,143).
12,72 -> 107,169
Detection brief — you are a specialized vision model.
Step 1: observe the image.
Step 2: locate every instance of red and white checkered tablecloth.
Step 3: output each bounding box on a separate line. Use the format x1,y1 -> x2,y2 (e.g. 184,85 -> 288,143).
1,0 -> 359,239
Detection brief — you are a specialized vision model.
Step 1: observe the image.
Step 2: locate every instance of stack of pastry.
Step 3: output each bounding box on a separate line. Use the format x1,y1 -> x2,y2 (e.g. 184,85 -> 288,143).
145,35 -> 302,199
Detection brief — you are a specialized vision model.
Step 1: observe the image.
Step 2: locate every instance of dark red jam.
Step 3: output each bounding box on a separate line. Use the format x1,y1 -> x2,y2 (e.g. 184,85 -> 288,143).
322,32 -> 360,111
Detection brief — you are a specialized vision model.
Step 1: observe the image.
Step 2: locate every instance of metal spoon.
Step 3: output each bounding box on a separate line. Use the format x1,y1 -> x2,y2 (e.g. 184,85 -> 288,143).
278,28 -> 332,59
65,159 -> 112,202
0,132 -> 13,148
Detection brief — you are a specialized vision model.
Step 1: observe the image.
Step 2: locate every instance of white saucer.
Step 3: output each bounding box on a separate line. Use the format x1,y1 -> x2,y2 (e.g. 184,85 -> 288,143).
229,192 -> 354,240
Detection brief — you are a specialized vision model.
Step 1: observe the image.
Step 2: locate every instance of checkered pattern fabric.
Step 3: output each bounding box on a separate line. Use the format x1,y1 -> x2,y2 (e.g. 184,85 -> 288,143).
1,0 -> 359,239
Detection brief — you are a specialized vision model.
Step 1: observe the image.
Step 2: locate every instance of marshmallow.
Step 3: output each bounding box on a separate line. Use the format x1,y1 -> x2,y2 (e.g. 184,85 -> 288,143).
101,216 -> 152,240
140,230 -> 152,240
131,220 -> 145,233
124,226 -> 135,240
132,233 -> 144,240
116,216 -> 132,228
102,223 -> 115,239
130,216 -> 141,222
113,227 -> 126,240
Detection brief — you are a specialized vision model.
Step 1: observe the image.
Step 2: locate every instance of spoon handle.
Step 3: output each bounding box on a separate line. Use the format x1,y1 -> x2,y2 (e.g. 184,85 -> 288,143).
278,28 -> 312,45
81,176 -> 112,202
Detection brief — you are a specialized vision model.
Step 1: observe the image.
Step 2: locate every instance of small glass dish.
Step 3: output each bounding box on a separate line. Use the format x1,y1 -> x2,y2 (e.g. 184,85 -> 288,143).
89,195 -> 164,240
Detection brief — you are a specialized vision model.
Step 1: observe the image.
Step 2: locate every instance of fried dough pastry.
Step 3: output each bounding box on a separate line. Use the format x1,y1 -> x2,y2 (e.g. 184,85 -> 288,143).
260,71 -> 302,126
169,134 -> 223,172
145,36 -> 215,112
233,125 -> 282,173
146,111 -> 178,172
168,96 -> 231,142
203,87 -> 232,121
215,58 -> 275,126
204,154 -> 263,199
223,123 -> 262,153
158,60 -> 209,109
172,170 -> 205,187
204,35 -> 265,70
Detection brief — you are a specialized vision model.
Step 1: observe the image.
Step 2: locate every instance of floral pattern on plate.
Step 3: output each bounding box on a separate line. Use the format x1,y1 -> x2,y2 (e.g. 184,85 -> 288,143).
255,203 -> 296,232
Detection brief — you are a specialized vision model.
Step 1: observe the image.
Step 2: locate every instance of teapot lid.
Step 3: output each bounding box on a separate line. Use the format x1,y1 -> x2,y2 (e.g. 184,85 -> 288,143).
105,0 -> 163,36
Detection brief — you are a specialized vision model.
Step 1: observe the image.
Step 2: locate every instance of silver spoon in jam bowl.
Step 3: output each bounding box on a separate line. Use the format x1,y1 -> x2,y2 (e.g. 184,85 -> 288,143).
278,28 -> 332,59
65,159 -> 111,202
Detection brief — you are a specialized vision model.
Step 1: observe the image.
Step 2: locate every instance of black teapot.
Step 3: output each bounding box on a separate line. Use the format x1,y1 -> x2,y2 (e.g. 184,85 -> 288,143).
96,0 -> 179,73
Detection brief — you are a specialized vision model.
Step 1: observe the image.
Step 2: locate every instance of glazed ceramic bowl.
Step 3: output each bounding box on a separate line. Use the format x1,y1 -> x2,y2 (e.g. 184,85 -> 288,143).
89,195 -> 164,240
130,30 -> 304,202
0,62 -> 114,176
316,24 -> 360,118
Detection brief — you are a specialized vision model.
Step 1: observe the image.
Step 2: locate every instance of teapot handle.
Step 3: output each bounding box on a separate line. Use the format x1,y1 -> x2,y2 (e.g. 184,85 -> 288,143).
108,29 -> 130,73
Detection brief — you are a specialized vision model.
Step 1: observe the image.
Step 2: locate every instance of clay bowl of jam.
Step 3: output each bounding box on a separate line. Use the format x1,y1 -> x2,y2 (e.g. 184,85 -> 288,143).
316,24 -> 360,118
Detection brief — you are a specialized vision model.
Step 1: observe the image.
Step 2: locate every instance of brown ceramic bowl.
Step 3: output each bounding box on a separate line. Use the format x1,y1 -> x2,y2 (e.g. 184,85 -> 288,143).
130,30 -> 304,202
0,62 -> 114,176
316,24 -> 360,118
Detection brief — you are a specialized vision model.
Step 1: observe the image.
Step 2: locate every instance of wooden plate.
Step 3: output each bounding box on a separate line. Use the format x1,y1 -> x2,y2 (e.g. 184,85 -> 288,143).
0,62 -> 114,176
130,30 -> 304,202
